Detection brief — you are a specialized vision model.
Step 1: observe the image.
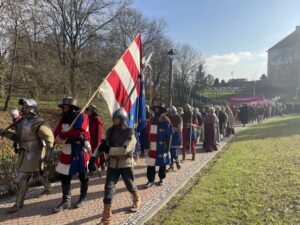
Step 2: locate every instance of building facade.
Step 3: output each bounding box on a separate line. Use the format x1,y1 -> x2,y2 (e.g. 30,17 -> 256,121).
268,26 -> 300,96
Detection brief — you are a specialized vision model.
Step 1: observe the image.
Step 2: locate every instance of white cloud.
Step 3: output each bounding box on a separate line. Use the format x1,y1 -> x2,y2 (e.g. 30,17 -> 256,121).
205,51 -> 253,69
258,51 -> 268,59
204,51 -> 267,80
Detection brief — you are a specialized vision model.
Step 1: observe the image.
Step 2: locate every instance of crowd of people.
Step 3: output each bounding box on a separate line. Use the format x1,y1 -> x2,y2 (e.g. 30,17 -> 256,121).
0,97 -> 282,225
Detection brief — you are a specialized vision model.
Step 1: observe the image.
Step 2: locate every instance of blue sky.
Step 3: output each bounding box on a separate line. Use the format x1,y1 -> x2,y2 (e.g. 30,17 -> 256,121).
134,0 -> 300,80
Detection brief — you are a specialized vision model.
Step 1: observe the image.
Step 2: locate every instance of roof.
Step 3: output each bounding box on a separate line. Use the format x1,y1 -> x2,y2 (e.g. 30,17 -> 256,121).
268,26 -> 300,51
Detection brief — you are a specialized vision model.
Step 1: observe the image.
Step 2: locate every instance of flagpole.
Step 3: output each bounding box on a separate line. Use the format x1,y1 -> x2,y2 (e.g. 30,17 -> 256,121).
68,34 -> 142,130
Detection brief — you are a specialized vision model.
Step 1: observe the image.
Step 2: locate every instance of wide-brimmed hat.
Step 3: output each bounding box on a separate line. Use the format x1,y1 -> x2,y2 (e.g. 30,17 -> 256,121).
58,97 -> 80,110
150,103 -> 167,113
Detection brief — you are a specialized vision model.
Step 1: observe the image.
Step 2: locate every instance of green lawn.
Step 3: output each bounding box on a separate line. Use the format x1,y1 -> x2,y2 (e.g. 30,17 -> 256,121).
147,115 -> 300,225
201,88 -> 238,100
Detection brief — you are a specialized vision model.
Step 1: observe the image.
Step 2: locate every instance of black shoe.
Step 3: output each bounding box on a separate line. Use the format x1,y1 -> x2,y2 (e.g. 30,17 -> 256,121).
176,162 -> 181,170
144,182 -> 154,189
39,189 -> 51,197
158,179 -> 164,186
52,201 -> 71,213
6,204 -> 22,214
167,166 -> 174,172
75,197 -> 86,208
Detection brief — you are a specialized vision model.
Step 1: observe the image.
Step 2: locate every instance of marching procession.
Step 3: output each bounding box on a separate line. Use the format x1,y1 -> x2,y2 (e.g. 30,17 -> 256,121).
0,32 -> 287,225
0,94 -> 281,224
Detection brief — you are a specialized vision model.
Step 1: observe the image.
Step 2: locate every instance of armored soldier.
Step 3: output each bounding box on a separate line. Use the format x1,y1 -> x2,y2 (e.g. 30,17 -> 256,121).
16,100 -> 52,196
53,97 -> 90,213
182,104 -> 198,161
145,104 -> 173,187
167,106 -> 182,171
0,98 -> 54,214
89,108 -> 139,225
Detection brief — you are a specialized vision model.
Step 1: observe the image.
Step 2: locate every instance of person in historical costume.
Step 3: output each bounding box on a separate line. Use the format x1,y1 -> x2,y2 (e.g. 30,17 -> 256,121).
16,100 -> 53,197
194,108 -> 203,143
167,106 -> 182,171
202,107 -> 220,152
221,106 -> 228,137
88,107 -> 139,225
215,106 -> 227,140
53,97 -> 90,213
239,104 -> 250,126
86,105 -> 105,173
229,104 -> 237,121
182,104 -> 198,161
257,105 -> 265,124
145,104 -> 173,187
225,106 -> 235,136
0,98 -> 54,214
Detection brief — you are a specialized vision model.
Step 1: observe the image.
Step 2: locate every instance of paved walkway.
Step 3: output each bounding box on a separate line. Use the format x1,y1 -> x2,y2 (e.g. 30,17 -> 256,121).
0,124 -> 249,225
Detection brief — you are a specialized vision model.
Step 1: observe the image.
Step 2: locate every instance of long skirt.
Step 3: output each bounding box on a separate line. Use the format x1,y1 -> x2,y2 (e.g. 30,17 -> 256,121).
203,124 -> 218,152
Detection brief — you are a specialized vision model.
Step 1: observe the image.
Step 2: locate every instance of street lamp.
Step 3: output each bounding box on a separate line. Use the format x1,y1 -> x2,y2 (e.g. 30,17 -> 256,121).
168,49 -> 176,107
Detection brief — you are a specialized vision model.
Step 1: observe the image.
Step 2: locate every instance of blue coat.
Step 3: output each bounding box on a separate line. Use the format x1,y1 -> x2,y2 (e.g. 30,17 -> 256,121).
146,115 -> 173,166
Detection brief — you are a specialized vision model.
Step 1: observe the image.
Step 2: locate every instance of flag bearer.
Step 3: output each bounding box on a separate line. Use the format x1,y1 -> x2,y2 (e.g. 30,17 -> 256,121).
53,97 -> 90,213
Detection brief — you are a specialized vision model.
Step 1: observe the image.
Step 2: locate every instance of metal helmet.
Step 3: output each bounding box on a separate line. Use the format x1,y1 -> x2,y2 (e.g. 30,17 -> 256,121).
113,107 -> 128,123
18,98 -> 38,114
19,98 -> 38,108
58,97 -> 80,110
169,105 -> 177,114
10,108 -> 20,119
86,104 -> 98,114
184,104 -> 192,112
146,105 -> 150,112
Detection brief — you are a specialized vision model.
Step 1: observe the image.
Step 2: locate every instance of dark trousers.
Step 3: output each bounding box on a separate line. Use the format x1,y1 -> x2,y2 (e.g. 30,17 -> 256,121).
104,167 -> 137,205
147,165 -> 166,183
60,170 -> 89,200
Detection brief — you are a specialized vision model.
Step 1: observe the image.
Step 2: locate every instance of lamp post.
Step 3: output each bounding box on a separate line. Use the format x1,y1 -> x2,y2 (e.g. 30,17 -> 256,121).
168,49 -> 176,107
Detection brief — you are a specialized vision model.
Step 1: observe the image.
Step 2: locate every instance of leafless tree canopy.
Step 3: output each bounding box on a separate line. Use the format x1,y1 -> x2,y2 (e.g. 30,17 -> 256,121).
0,0 -> 208,110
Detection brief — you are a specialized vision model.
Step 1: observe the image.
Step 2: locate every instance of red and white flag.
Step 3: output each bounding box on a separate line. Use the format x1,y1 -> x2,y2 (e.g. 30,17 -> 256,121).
99,34 -> 143,115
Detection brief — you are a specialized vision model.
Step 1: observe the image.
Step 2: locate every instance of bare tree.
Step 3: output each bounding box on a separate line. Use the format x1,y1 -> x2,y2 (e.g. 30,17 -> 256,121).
2,0 -> 27,110
173,43 -> 201,104
0,0 -> 8,98
42,0 -> 131,97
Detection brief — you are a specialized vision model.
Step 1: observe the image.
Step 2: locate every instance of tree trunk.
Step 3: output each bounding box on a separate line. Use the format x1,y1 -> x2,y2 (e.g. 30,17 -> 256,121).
3,25 -> 18,111
0,74 -> 5,98
70,65 -> 76,98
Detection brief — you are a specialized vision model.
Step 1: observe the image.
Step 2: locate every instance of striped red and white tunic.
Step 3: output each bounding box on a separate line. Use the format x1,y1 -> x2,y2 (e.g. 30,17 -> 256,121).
54,114 -> 90,176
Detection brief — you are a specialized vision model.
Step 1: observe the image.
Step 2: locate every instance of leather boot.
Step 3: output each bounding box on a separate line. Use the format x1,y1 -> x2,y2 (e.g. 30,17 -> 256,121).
192,151 -> 196,161
39,175 -> 51,197
6,204 -> 22,214
75,179 -> 88,208
176,159 -> 181,170
52,183 -> 71,213
100,204 -> 112,225
7,178 -> 28,214
167,164 -> 174,172
181,151 -> 186,162
130,191 -> 140,212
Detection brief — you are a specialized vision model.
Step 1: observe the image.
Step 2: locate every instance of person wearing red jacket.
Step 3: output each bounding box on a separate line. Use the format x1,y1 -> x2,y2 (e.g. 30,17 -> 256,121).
53,97 -> 90,213
86,105 -> 105,171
